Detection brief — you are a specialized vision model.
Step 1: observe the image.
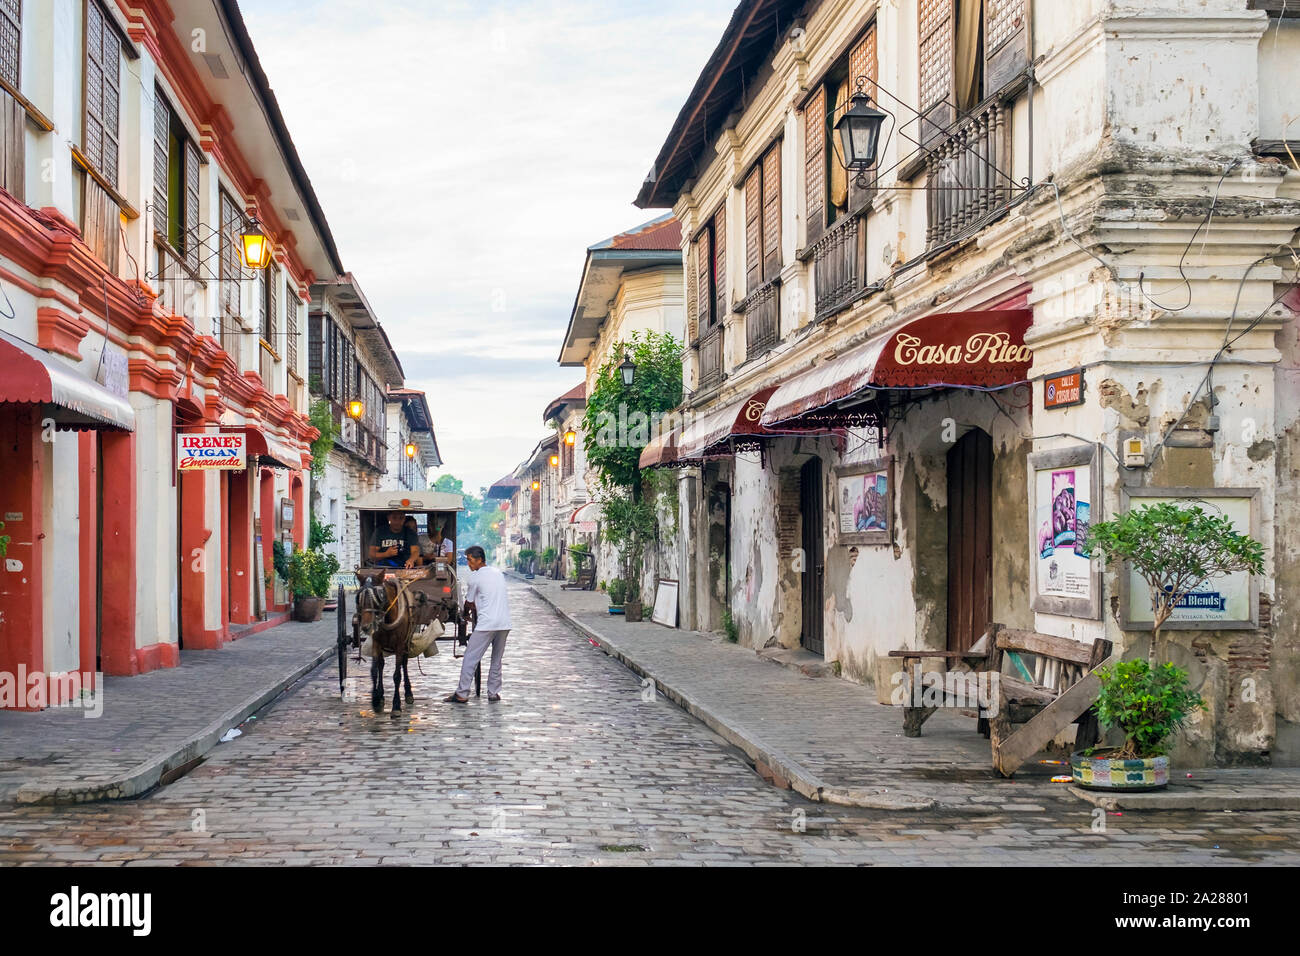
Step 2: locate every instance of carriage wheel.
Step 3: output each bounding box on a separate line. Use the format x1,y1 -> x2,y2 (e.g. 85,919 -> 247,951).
336,586 -> 348,696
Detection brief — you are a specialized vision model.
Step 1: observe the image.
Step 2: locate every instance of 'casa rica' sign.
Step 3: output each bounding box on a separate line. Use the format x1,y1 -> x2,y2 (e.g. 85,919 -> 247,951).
178,433 -> 246,471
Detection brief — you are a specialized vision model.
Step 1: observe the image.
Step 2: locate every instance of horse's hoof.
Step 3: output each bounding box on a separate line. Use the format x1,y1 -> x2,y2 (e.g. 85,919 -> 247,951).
371,696 -> 384,712
405,692 -> 415,704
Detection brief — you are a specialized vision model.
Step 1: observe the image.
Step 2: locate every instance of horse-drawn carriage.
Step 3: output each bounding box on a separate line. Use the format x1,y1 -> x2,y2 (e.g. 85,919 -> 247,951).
335,490 -> 480,712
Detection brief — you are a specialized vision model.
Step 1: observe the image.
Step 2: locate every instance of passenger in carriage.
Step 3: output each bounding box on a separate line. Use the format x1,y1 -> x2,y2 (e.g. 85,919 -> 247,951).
369,510 -> 419,569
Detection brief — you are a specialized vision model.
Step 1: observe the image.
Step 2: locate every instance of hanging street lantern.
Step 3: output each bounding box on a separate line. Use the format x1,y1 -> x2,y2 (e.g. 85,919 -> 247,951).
549,454 -> 559,468
833,87 -> 888,172
619,351 -> 635,387
239,220 -> 274,270
404,442 -> 418,459
347,399 -> 364,420
531,479 -> 540,491
564,429 -> 577,446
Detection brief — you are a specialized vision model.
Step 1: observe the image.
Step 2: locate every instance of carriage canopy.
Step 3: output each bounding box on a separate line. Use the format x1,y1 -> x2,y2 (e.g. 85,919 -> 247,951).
346,490 -> 465,513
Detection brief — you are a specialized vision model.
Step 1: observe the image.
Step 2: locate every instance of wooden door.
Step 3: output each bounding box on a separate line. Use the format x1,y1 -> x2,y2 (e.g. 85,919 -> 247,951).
946,428 -> 993,653
800,458 -> 825,655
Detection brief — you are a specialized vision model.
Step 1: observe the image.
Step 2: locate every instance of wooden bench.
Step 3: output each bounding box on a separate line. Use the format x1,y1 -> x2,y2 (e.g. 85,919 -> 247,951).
985,624 -> 1115,778
561,549 -> 596,591
887,645 -> 990,738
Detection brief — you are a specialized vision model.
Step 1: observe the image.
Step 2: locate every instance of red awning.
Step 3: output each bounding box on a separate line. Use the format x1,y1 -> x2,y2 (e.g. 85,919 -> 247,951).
677,386 -> 777,460
0,328 -> 135,431
569,501 -> 603,527
638,427 -> 680,469
761,310 -> 1032,427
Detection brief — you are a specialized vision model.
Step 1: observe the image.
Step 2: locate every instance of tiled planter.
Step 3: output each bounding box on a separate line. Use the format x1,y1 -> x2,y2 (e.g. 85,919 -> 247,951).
1071,752 -> 1169,792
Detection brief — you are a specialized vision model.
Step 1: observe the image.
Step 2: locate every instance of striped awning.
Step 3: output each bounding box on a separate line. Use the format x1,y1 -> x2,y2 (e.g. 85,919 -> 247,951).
0,328 -> 135,431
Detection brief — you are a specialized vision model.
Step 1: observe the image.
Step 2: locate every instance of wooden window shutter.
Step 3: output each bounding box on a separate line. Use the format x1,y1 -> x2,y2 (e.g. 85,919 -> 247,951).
287,292 -> 299,371
0,0 -> 19,89
308,313 -> 322,386
918,0 -> 955,144
183,140 -> 201,270
761,145 -> 781,280
712,206 -> 727,321
804,86 -> 826,245
152,91 -> 169,236
984,0 -> 1029,96
219,190 -> 241,320
848,25 -> 879,211
744,166 -> 762,292
84,0 -> 121,189
685,242 -> 698,342
257,270 -> 267,343
266,264 -> 278,344
695,226 -> 712,328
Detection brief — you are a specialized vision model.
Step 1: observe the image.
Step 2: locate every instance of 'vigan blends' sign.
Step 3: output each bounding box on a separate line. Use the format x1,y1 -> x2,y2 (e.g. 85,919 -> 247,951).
178,433 -> 246,471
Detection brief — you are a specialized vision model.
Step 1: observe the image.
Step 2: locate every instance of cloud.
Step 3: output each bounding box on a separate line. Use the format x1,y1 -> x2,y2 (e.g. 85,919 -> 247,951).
243,0 -> 732,492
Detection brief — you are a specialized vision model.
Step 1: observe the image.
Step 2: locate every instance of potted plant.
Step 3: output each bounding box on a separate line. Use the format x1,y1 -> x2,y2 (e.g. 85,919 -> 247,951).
607,578 -> 627,615
540,546 -> 558,577
1071,659 -> 1203,791
624,579 -> 643,623
287,547 -> 340,622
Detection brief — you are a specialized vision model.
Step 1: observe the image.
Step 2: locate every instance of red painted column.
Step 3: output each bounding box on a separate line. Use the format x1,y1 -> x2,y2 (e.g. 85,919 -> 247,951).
259,468 -> 275,612
227,468 -> 253,626
0,407 -> 44,710
77,431 -> 98,690
291,475 -> 305,551
179,469 -> 221,648
99,429 -> 138,676
219,472 -> 229,641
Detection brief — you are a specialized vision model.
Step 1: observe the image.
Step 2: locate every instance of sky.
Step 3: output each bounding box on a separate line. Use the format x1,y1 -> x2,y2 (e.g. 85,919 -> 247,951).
241,0 -> 737,496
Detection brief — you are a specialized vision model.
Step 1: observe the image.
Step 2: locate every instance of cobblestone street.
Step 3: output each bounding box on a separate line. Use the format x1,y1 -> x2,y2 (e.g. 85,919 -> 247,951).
2,584 -> 1299,866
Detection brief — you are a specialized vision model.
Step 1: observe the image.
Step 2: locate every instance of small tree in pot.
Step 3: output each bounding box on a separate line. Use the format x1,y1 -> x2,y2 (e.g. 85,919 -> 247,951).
287,547 -> 340,622
1076,501 -> 1264,789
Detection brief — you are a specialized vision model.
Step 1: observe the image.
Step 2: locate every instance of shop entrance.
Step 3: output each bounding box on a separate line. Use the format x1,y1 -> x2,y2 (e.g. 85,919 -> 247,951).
946,428 -> 993,653
800,457 -> 825,655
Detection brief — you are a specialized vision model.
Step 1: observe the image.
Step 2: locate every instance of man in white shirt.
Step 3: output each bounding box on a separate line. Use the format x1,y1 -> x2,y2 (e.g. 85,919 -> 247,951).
444,546 -> 511,703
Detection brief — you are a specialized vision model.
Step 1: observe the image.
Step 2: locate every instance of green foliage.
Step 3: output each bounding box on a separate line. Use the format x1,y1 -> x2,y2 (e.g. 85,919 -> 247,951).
0,520 -> 8,559
582,330 -> 683,491
722,607 -> 739,643
308,398 -> 340,479
643,467 -> 679,536
271,539 -> 291,583
286,546 -> 340,598
515,548 -> 536,573
430,474 -> 464,495
1087,502 -> 1265,662
607,578 -> 627,607
309,515 -> 337,552
1094,659 -> 1204,758
540,546 -> 557,566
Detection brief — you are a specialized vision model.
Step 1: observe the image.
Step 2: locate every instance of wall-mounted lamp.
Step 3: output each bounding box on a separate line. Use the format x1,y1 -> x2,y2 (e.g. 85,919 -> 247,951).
404,442 -> 418,459
619,351 -> 635,387
347,399 -> 365,420
240,220 -> 274,270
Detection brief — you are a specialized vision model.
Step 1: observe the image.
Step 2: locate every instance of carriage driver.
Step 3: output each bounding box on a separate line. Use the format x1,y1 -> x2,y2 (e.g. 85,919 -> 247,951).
368,511 -> 420,569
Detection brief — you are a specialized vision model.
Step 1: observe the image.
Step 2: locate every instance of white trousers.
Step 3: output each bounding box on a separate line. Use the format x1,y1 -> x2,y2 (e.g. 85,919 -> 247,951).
456,628 -> 509,697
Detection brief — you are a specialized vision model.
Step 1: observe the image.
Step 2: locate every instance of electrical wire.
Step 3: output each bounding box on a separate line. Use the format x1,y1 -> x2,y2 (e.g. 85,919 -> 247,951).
1136,159 -> 1238,313
0,277 -> 15,320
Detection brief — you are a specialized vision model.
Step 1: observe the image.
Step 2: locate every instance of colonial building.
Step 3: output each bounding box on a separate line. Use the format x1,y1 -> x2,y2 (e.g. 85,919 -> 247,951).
0,0 -> 350,702
308,273 -> 405,572
542,384 -> 593,577
384,387 -> 441,493
558,215 -> 685,596
636,0 -> 1300,765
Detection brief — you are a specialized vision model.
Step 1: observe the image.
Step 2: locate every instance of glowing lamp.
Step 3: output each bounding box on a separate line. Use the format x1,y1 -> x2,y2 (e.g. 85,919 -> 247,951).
550,454 -> 559,468
531,479 -> 540,491
347,399 -> 364,420
239,222 -> 274,269
564,429 -> 577,445
405,442 -> 418,459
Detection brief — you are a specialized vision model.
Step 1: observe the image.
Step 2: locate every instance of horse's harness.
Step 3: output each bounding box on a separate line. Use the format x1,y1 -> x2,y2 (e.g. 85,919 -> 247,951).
356,571 -> 416,656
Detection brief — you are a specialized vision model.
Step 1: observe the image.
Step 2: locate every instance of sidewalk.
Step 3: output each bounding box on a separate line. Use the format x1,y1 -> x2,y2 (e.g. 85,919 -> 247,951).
522,574 -> 1300,813
0,615 -> 336,805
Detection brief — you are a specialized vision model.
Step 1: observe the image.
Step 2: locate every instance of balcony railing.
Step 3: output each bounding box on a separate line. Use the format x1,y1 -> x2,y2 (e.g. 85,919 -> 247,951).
697,323 -> 724,390
812,215 -> 868,321
743,282 -> 779,360
925,98 -> 1012,249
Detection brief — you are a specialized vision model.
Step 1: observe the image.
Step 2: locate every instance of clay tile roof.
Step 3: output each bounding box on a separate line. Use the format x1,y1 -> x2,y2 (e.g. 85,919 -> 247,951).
606,217 -> 682,251
543,382 -> 587,422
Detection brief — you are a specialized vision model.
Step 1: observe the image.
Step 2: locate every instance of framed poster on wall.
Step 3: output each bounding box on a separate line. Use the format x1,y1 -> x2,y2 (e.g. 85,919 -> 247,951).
835,457 -> 893,546
1119,487 -> 1260,630
1028,444 -> 1102,619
